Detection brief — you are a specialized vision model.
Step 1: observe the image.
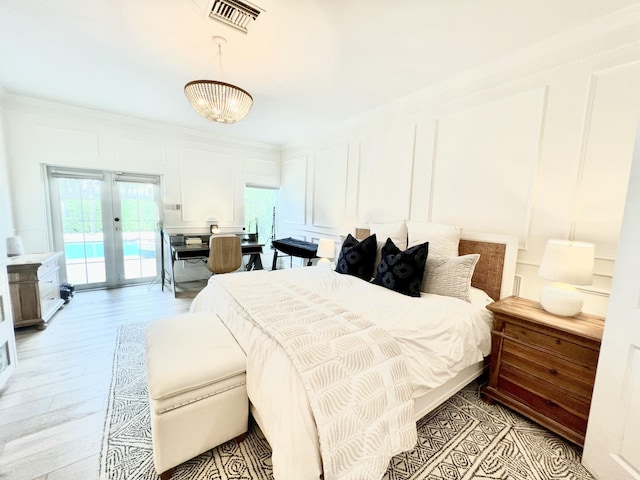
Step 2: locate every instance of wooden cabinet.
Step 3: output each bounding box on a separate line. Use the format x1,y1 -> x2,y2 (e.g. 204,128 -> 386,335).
7,252 -> 65,329
481,296 -> 604,446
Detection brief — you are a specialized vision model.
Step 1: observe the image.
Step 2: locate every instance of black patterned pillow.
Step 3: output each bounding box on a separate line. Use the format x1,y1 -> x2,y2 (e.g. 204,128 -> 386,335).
335,233 -> 377,280
371,238 -> 429,297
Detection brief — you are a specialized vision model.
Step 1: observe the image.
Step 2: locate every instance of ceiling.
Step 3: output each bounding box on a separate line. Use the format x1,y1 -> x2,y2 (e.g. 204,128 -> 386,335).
0,0 -> 636,146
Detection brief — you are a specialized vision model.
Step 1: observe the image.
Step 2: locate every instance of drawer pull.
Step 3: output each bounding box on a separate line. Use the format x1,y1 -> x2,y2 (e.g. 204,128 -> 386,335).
545,399 -> 556,407
549,368 -> 558,375
555,339 -> 561,345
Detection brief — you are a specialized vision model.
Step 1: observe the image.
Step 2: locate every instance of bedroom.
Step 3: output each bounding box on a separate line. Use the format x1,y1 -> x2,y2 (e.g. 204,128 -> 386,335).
0,0 -> 639,479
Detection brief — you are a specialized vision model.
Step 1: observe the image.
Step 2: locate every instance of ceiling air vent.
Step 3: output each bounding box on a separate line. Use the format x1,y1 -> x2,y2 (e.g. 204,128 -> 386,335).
209,0 -> 264,34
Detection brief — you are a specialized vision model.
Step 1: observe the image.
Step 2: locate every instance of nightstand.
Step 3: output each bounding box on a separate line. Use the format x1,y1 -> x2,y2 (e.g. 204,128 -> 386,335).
481,295 -> 604,446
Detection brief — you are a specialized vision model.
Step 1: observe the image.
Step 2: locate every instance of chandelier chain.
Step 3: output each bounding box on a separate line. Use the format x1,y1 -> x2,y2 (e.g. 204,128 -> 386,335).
216,41 -> 226,80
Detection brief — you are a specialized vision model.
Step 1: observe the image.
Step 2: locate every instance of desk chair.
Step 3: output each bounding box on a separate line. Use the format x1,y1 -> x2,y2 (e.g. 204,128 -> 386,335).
207,235 -> 242,274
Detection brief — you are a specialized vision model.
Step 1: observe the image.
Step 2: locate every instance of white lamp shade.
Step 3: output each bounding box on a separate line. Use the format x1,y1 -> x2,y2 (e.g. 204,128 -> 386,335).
316,239 -> 335,259
539,240 -> 594,286
6,236 -> 25,257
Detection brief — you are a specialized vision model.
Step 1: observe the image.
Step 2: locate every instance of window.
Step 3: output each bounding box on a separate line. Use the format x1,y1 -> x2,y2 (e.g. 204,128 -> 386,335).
245,185 -> 278,249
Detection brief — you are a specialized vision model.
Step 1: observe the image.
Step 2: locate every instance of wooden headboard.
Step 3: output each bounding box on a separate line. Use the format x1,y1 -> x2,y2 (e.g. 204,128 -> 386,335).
354,228 -> 518,300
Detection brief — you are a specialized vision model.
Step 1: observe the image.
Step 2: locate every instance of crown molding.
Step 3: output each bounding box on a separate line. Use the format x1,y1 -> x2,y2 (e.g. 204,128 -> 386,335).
2,92 -> 280,152
285,2 -> 640,149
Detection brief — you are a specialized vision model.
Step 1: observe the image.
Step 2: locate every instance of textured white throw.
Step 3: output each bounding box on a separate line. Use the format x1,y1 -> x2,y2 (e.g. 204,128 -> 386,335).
218,277 -> 417,480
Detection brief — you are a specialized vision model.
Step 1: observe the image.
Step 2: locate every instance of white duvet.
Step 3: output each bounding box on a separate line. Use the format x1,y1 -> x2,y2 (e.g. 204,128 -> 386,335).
190,263 -> 494,480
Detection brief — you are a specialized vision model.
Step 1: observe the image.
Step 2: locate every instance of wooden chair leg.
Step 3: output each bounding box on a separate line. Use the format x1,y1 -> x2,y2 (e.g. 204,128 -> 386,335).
233,432 -> 247,443
159,468 -> 174,480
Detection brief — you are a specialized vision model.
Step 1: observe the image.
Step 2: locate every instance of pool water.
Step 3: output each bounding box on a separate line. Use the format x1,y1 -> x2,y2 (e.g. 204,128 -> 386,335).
65,241 -> 155,259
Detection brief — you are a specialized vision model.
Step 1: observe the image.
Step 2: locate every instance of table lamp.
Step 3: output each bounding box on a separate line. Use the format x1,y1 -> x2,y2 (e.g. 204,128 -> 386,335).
6,236 -> 25,257
538,239 -> 595,317
316,239 -> 335,264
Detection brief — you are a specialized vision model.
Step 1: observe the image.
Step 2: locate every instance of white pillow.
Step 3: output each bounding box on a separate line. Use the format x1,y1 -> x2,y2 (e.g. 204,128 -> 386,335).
406,221 -> 462,258
369,221 -> 408,270
369,221 -> 407,250
421,254 -> 480,302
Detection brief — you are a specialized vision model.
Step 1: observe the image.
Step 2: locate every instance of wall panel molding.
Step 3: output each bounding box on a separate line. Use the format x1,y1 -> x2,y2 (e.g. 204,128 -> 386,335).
34,125 -> 99,164
572,60 -> 640,258
179,148 -> 234,222
117,137 -> 166,166
356,125 -> 416,222
356,6 -> 640,131
430,88 -> 547,247
244,157 -> 279,187
312,144 -> 349,228
281,155 -> 308,226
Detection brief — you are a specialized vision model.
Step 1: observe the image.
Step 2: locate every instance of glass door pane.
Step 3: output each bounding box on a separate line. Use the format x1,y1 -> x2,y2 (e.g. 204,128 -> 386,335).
58,176 -> 107,286
116,180 -> 160,281
245,185 -> 279,249
48,167 -> 161,289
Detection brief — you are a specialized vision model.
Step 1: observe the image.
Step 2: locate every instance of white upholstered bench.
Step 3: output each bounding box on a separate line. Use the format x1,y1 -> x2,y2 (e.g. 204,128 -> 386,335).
145,312 -> 248,480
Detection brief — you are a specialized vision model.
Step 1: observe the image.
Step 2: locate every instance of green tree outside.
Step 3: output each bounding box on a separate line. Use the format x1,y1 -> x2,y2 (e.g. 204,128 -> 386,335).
245,186 -> 279,248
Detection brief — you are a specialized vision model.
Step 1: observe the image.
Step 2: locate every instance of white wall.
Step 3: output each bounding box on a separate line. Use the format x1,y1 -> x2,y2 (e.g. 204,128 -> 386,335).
583,119 -> 640,480
2,95 -> 279,280
0,93 -> 16,257
280,8 -> 640,316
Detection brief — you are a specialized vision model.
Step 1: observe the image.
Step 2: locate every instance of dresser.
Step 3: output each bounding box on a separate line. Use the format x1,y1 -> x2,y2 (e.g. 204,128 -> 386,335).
481,296 -> 604,446
7,252 -> 65,329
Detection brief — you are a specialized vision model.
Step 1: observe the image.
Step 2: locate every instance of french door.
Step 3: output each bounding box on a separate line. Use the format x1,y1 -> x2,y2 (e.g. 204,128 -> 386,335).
47,167 -> 162,290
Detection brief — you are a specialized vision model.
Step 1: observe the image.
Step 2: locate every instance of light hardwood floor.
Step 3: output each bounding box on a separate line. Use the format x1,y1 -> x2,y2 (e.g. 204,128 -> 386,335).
0,283 -> 197,480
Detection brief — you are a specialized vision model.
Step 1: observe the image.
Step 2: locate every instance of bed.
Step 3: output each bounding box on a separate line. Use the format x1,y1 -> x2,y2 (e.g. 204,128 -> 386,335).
189,229 -> 518,480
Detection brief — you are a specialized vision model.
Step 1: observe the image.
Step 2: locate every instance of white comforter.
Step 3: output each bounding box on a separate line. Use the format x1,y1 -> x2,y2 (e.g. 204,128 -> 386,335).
190,264 -> 494,480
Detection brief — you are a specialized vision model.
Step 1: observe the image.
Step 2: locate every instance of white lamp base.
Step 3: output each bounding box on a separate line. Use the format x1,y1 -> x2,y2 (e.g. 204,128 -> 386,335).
540,284 -> 583,317
317,257 -> 331,264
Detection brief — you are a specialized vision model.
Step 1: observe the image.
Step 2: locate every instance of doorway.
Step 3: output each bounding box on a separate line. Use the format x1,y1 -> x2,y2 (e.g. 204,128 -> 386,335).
244,185 -> 279,249
245,185 -> 279,269
47,167 -> 162,290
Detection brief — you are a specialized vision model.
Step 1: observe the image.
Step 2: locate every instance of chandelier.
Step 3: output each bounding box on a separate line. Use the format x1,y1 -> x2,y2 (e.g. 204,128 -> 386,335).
184,37 -> 253,124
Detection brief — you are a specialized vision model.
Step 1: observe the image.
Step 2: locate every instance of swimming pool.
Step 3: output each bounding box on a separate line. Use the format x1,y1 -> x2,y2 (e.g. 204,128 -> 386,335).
64,241 -> 156,259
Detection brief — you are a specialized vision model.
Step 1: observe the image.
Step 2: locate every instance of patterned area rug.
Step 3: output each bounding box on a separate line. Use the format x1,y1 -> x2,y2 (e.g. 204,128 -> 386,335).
99,323 -> 594,480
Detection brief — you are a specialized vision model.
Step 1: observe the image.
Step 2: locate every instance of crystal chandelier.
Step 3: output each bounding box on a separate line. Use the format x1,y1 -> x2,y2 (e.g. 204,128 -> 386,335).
184,37 -> 253,124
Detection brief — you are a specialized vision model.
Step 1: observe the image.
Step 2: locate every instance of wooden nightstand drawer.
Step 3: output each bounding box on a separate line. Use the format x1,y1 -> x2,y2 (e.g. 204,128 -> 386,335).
502,321 -> 599,366
499,363 -> 591,418
501,339 -> 596,399
497,374 -> 588,436
482,296 -> 604,446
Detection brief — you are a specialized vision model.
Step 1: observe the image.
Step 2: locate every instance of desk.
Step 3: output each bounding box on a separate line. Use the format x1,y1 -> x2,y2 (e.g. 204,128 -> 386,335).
162,232 -> 264,296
